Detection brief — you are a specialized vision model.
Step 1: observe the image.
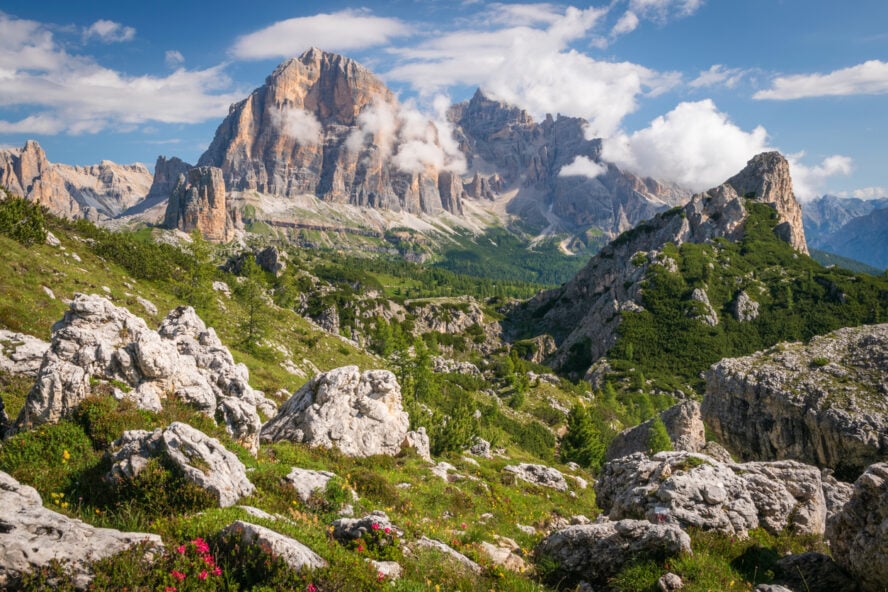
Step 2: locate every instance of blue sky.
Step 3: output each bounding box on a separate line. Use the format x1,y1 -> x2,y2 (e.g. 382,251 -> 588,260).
1,0 -> 887,199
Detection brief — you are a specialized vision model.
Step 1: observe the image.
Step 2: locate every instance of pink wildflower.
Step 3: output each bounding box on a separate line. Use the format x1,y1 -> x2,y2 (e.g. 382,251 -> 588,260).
384,527 -> 391,534
193,537 -> 210,553
165,588 -> 176,592
371,522 -> 380,531
171,570 -> 186,581
176,545 -> 185,554
307,584 -> 318,592
357,543 -> 365,552
377,571 -> 386,582
213,566 -> 222,577
460,522 -> 467,530
198,570 -> 208,581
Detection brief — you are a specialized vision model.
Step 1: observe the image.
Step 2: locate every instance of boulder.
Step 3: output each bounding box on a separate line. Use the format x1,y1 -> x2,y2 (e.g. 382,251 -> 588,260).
729,290 -> 759,322
331,511 -> 402,544
402,427 -> 431,461
534,519 -> 691,587
596,451 -> 828,537
689,288 -> 719,326
702,324 -> 888,479
0,330 -> 49,377
772,552 -> 857,592
220,521 -> 326,571
503,463 -> 568,491
658,572 -> 684,591
11,295 -> 272,452
107,422 -> 255,508
479,538 -> 527,572
0,470 -> 163,590
606,401 -> 705,461
826,462 -> 888,592
283,467 -> 337,503
413,536 -> 482,575
260,366 -> 410,457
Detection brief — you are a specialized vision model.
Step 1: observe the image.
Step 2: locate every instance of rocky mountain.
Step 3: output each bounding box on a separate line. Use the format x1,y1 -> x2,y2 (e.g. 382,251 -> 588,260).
0,140 -> 152,219
508,151 -> 811,372
162,166 -> 239,242
803,194 -> 888,270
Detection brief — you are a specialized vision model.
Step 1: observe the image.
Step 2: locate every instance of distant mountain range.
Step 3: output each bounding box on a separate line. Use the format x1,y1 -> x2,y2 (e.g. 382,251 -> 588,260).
803,195 -> 888,271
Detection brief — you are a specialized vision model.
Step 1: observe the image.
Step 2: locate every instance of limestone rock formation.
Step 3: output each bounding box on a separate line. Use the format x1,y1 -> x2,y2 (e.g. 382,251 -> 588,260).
107,422 -> 255,507
331,511 -> 403,544
825,462 -> 888,592
605,401 -> 705,461
0,140 -> 152,219
729,290 -> 760,322
10,294 -> 273,451
163,166 -> 236,242
283,467 -> 338,502
414,536 -> 483,575
595,451 -> 828,536
702,324 -> 888,478
534,520 -> 691,588
771,552 -> 857,592
220,521 -> 327,571
198,48 -> 463,216
260,365 -> 410,457
0,470 -> 163,590
503,463 -> 569,491
511,151 -> 809,372
0,330 -> 49,377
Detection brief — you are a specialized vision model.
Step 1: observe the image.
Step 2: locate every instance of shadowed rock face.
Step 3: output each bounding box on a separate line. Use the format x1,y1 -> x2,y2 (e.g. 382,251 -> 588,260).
163,166 -> 236,242
509,151 -> 809,372
198,48 -> 462,216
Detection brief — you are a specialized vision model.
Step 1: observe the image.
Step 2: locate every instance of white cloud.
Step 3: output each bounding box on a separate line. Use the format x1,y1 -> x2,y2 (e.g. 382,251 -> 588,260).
231,10 -> 411,60
846,186 -> 888,199
559,155 -> 607,179
629,0 -> 705,21
165,50 -> 185,68
611,11 -> 639,36
754,60 -> 888,100
689,64 -> 747,89
83,19 -> 135,44
0,14 -> 242,135
270,106 -> 322,145
787,152 -> 853,201
386,5 -> 678,137
601,99 -> 770,191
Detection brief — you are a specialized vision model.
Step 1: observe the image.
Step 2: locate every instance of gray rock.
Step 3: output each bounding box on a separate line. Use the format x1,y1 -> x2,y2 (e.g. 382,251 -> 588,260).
826,462 -> 888,592
729,290 -> 759,322
260,366 -> 410,457
0,330 -> 49,377
469,437 -> 492,458
689,288 -> 719,326
821,469 -> 854,518
414,536 -> 483,575
403,427 -> 431,461
369,559 -> 401,580
479,540 -> 527,572
220,521 -> 326,571
45,231 -> 61,247
284,467 -> 337,503
212,281 -> 231,297
135,296 -> 157,317
658,572 -> 684,591
534,520 -> 691,587
755,586 -> 794,592
0,470 -> 163,590
773,552 -> 857,592
504,463 -> 569,491
331,511 -> 402,544
606,401 -> 705,461
595,452 -> 828,537
702,324 -> 888,478
107,422 -> 255,508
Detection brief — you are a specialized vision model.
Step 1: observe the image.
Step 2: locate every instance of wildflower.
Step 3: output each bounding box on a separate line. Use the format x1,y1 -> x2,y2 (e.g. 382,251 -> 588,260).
371,522 -> 381,531
171,570 -> 186,581
193,537 -> 210,553
377,571 -> 386,582
384,527 -> 391,534
213,566 -> 222,577
198,570 -> 208,581
176,545 -> 186,554
307,584 -> 318,592
357,543 -> 365,552
460,522 -> 467,530
165,587 -> 176,592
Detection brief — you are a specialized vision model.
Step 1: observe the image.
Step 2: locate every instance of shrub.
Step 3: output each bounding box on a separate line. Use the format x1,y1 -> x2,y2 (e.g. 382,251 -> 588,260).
560,404 -> 605,470
647,416 -> 673,454
0,193 -> 47,246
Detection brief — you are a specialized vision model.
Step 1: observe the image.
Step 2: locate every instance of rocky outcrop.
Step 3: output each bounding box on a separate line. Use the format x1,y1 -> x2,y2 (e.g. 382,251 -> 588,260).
147,156 -> 191,201
688,288 -> 718,326
0,330 -> 49,377
826,462 -> 888,592
220,521 -> 326,571
702,324 -> 888,478
283,467 -> 338,503
163,166 -> 236,242
11,294 -> 273,451
0,140 -> 152,219
107,422 -> 255,507
331,511 -> 402,544
596,451 -> 828,537
503,463 -> 569,491
510,151 -> 809,373
0,470 -> 163,590
534,519 -> 691,588
198,48 -> 463,216
606,401 -> 705,461
260,365 -> 410,457
771,552 -> 857,592
414,536 -> 483,575
729,290 -> 760,322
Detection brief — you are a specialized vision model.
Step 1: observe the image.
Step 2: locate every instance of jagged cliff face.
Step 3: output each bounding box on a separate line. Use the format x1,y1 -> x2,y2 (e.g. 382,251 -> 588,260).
450,91 -> 687,236
163,167 -> 237,242
198,48 -> 463,216
510,151 -> 809,370
0,141 -> 152,219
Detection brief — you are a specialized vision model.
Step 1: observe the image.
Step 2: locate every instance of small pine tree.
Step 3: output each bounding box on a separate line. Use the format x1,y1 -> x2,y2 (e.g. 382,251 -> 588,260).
236,255 -> 269,350
560,404 -> 605,470
647,416 -> 673,454
0,192 -> 47,246
180,230 -> 215,310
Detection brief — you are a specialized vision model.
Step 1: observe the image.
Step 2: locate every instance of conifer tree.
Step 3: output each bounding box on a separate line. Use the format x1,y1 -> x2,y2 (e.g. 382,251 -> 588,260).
647,416 -> 673,454
236,255 -> 269,350
560,403 -> 605,470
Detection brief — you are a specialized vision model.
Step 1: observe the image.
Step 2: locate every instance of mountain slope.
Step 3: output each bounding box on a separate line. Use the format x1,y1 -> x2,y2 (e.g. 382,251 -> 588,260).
803,194 -> 888,270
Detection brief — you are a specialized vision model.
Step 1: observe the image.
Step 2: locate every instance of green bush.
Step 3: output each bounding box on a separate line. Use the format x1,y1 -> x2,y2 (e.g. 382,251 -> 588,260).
560,404 -> 605,470
0,193 -> 47,246
647,416 -> 673,454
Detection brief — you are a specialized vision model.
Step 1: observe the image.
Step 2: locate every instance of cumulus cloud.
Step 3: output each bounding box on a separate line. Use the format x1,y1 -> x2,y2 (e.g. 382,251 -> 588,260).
559,155 -> 607,179
689,65 -> 747,89
386,5 -> 678,137
841,186 -> 888,199
602,100 -> 769,191
165,50 -> 185,68
611,11 -> 640,36
0,13 -> 242,135
787,152 -> 853,200
83,19 -> 135,43
754,60 -> 888,100
629,0 -> 705,21
231,10 -> 411,60
270,106 -> 322,145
